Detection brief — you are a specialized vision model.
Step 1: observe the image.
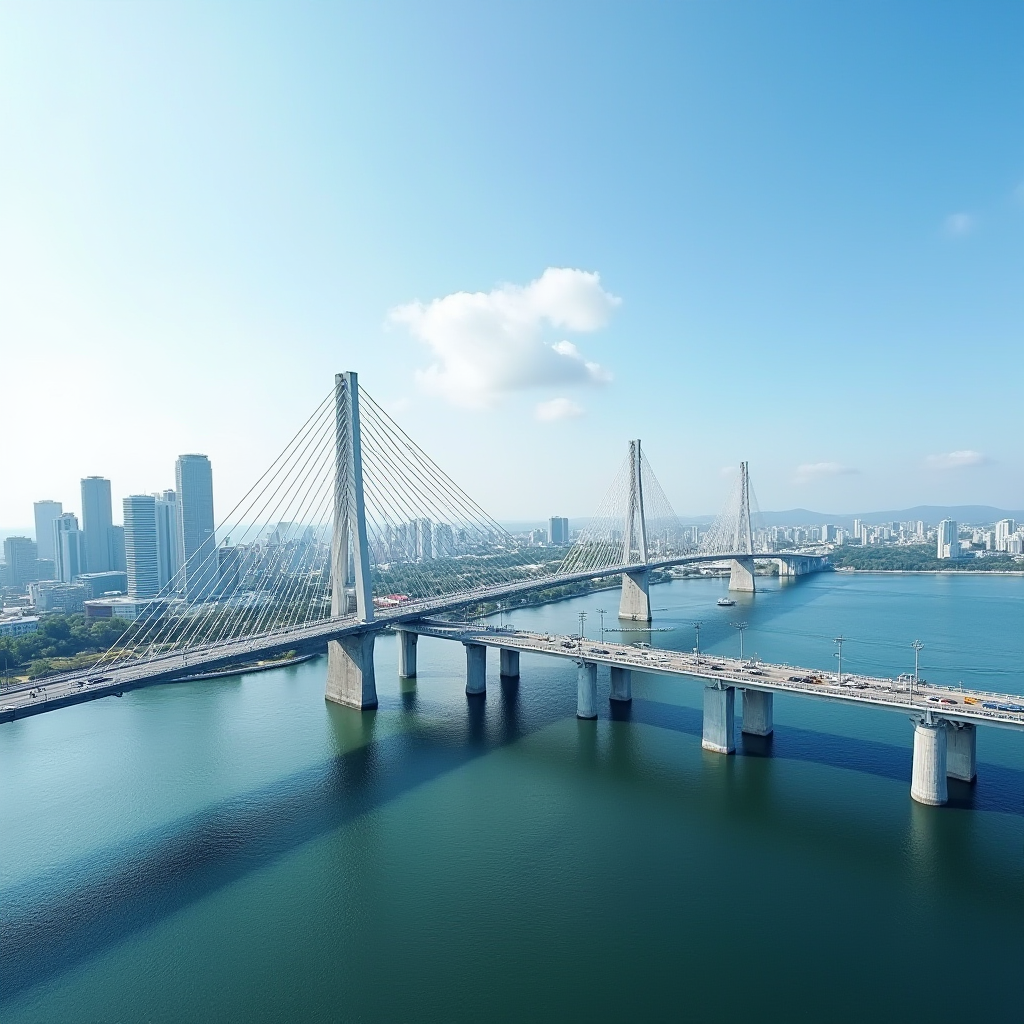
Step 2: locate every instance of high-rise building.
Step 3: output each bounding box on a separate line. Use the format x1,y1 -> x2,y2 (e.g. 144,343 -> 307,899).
176,455 -> 218,601
549,516 -> 570,545
937,519 -> 960,560
3,537 -> 38,591
81,476 -> 113,573
33,500 -> 63,561
154,490 -> 183,590
415,518 -> 433,560
53,513 -> 85,582
995,519 -> 1017,552
123,495 -> 161,598
108,525 -> 127,573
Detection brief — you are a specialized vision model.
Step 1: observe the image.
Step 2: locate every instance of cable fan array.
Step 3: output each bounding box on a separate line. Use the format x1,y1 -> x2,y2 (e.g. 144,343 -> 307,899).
96,382 -> 566,668
558,446 -> 690,577
697,464 -> 766,556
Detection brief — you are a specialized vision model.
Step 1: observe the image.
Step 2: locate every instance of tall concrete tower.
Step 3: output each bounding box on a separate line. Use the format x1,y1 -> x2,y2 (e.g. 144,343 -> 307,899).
123,495 -> 161,598
175,454 -> 218,601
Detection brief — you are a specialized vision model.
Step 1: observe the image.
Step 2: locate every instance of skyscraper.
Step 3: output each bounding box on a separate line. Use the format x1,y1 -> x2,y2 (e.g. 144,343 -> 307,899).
53,513 -> 85,582
123,495 -> 161,598
154,490 -> 183,590
81,476 -> 113,573
549,516 -> 570,545
937,519 -> 960,560
33,500 -> 63,561
995,519 -> 1017,552
3,537 -> 38,591
176,455 -> 218,601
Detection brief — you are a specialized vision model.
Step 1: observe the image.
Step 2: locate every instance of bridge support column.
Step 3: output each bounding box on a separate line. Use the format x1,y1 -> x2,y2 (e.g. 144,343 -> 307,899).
577,661 -> 598,719
741,689 -> 773,736
326,632 -> 378,710
911,718 -> 948,806
619,569 -> 652,622
465,642 -> 487,695
609,666 -> 632,702
728,557 -> 756,593
702,684 -> 735,753
946,722 -> 977,783
499,648 -> 520,679
397,629 -> 417,679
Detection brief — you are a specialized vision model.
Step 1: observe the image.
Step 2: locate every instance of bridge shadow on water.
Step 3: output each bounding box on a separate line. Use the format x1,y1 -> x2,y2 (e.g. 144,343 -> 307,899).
2,684 -> 1021,1004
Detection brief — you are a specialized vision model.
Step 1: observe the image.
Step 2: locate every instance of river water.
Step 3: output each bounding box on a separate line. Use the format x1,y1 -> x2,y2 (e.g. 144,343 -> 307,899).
2,573 -> 1022,1022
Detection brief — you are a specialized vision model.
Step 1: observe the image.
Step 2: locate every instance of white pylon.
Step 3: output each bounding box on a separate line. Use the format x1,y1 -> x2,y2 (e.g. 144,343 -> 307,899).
621,439 -> 649,565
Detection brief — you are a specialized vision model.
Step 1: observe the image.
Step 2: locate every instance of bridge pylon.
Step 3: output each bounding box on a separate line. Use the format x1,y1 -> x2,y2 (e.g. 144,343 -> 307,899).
729,461 -> 756,593
326,371 -> 378,709
619,439 -> 653,622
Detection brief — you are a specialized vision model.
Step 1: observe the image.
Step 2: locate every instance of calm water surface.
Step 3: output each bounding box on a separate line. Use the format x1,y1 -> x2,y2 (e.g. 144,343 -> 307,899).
2,573 -> 1022,1022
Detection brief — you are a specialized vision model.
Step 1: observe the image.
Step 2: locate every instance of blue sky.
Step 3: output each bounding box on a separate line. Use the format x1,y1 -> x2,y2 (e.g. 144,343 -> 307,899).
1,1 -> 1021,528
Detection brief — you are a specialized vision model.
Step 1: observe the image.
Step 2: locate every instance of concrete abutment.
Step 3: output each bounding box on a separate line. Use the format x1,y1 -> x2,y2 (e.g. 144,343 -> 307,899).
465,642 -> 487,695
741,689 -> 773,736
609,666 -> 632,702
702,684 -> 735,753
499,648 -> 520,679
325,632 -> 378,710
946,721 -> 977,783
911,719 -> 948,805
728,558 -> 756,593
397,629 -> 418,679
577,661 -> 598,719
619,569 -> 652,622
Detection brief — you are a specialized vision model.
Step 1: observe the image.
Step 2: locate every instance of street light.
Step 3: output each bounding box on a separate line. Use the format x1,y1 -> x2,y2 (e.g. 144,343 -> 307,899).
578,611 -> 587,654
596,608 -> 607,643
911,640 -> 924,700
731,621 -> 748,662
833,635 -> 845,686
692,621 -> 703,663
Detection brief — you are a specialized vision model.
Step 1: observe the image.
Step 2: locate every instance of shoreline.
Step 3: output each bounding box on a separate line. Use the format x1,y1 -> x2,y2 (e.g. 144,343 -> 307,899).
838,569 -> 1024,577
171,652 -> 320,683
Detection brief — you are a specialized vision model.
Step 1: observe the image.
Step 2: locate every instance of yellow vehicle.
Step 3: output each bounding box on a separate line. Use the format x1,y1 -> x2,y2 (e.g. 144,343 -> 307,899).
963,696 -> 980,705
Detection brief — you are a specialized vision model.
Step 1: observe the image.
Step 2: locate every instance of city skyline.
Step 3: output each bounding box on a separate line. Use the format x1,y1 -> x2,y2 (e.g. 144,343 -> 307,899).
1,3 -> 1022,524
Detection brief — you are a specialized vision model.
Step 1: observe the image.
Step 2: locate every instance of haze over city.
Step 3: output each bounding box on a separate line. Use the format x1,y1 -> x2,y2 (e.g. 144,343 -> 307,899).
2,3 -> 1022,528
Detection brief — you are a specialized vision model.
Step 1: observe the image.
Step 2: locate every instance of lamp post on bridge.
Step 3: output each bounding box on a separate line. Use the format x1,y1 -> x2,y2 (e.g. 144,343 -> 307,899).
693,621 -> 703,664
911,640 -> 923,701
578,611 -> 587,655
833,635 -> 845,686
731,621 -> 747,662
596,608 -> 607,643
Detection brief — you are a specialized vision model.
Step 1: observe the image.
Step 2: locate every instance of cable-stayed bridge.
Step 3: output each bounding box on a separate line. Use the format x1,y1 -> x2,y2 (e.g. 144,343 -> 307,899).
8,371 -> 1016,806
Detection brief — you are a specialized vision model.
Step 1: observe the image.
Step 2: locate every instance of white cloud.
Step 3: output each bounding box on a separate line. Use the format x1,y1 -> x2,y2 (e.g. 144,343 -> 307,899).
794,462 -> 858,482
388,267 -> 619,408
926,450 -> 992,470
535,397 -> 584,422
943,212 -> 976,237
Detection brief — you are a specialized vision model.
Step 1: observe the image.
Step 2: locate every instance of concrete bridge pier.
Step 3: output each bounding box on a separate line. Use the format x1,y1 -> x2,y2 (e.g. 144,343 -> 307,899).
911,717 -> 948,805
397,629 -> 418,679
702,683 -> 735,753
465,642 -> 487,695
326,632 -> 378,710
741,689 -> 773,736
499,648 -> 520,679
946,722 -> 977,783
577,661 -> 598,719
728,558 -> 756,593
619,569 -> 652,622
609,666 -> 632,702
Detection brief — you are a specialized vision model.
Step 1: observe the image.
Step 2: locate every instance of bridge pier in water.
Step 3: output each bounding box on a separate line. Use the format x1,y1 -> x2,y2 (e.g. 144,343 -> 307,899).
619,569 -> 652,622
577,661 -> 598,719
741,689 -> 773,736
397,629 -> 418,679
500,648 -> 520,679
911,717 -> 948,805
946,721 -> 977,783
609,666 -> 632,702
702,683 -> 735,753
326,633 -> 378,710
728,558 -> 756,593
465,642 -> 487,695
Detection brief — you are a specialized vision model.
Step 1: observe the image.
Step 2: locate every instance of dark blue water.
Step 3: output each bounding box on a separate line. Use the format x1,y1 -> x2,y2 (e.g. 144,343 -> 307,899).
2,573 -> 1022,1022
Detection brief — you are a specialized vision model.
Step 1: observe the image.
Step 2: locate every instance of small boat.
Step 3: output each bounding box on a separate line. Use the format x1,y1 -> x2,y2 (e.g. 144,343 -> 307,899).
717,598 -> 735,607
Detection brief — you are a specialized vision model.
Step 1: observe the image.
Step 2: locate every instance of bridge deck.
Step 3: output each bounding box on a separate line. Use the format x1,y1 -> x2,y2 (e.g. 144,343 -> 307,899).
404,622 -> 1024,733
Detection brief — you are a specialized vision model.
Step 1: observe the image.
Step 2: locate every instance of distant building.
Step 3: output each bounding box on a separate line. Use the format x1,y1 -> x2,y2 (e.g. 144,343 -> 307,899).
176,455 -> 218,601
123,495 -> 161,598
84,596 -> 168,622
75,571 -> 128,599
81,476 -> 113,573
995,519 -> 1017,552
54,513 -> 85,582
108,525 -> 127,573
30,581 -> 87,614
154,490 -> 183,590
3,536 -> 38,591
0,615 -> 39,637
936,519 -> 960,560
529,528 -> 548,546
549,516 -> 570,545
415,518 -> 433,560
33,500 -> 63,561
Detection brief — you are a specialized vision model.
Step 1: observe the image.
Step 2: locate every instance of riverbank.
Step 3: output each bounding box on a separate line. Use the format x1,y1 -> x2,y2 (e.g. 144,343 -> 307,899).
838,568 -> 1024,576
172,652 -> 320,683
